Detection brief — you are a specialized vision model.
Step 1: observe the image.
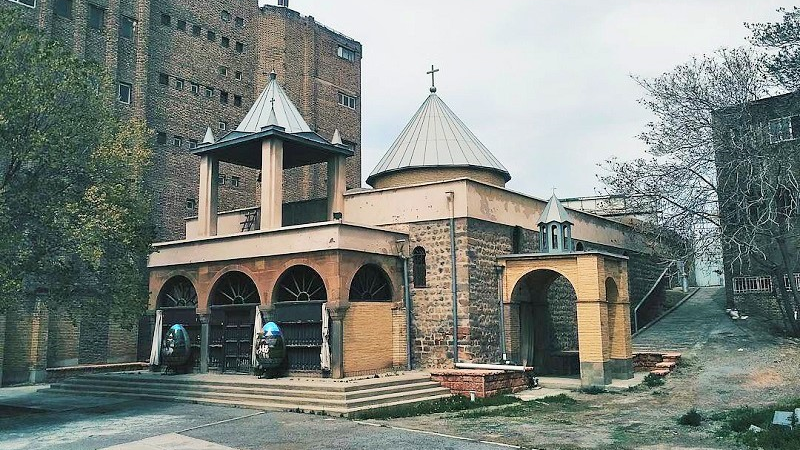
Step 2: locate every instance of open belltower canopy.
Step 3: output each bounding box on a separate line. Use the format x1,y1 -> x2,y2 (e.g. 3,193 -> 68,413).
367,67 -> 511,188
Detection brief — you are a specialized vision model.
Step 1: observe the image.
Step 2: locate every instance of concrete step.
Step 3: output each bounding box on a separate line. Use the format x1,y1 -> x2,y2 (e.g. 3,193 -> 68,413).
649,369 -> 670,377
655,361 -> 676,370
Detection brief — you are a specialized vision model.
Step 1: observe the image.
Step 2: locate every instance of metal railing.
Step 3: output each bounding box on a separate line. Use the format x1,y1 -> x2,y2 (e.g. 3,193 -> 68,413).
632,261 -> 677,333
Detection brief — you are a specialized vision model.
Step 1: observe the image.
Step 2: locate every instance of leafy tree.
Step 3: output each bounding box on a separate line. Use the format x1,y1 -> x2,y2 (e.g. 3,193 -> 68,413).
601,46 -> 800,335
0,8 -> 154,324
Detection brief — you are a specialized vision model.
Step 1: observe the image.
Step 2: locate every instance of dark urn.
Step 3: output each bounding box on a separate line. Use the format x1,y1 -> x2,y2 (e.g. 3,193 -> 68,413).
255,322 -> 286,377
161,324 -> 192,369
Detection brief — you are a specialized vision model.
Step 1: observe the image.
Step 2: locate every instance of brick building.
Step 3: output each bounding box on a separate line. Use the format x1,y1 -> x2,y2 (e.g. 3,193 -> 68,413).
0,0 -> 361,385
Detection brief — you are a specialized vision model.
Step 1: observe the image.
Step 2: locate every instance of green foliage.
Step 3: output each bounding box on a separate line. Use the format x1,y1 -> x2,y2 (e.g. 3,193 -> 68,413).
643,373 -> 666,387
456,394 -> 584,419
678,408 -> 702,426
719,398 -> 800,450
740,426 -> 800,450
0,8 -> 154,324
352,394 -> 519,420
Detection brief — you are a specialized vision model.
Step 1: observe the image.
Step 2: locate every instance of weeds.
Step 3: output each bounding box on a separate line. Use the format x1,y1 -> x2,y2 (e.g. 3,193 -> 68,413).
580,385 -> 607,395
643,373 -> 665,387
678,408 -> 702,426
352,394 -> 518,420
456,394 -> 584,419
715,398 -> 800,449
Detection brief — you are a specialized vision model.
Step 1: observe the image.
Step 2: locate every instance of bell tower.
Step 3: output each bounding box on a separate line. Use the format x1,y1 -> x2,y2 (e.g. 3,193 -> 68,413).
538,194 -> 574,253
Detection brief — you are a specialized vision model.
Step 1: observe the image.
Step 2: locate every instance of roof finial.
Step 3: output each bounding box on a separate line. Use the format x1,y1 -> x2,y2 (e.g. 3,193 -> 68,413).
427,64 -> 439,93
202,126 -> 216,144
332,128 -> 343,145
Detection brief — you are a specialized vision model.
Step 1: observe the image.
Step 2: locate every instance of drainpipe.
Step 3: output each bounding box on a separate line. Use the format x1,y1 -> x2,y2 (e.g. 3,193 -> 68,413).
446,191 -> 458,364
401,245 -> 413,371
495,264 -> 507,362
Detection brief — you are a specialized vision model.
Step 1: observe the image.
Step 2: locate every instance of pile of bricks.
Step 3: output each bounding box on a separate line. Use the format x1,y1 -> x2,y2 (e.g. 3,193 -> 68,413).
633,351 -> 681,377
430,368 -> 534,398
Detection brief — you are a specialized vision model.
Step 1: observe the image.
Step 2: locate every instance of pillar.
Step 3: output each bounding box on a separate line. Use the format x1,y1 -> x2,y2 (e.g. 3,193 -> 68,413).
327,155 -> 347,220
28,296 -> 49,383
260,137 -> 283,230
197,154 -> 219,237
199,313 -> 209,373
575,255 -> 611,387
0,313 -> 5,386
609,267 -> 633,379
328,304 -> 349,379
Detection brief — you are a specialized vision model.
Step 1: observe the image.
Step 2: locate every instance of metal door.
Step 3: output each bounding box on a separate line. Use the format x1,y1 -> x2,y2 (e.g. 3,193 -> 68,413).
272,301 -> 324,371
222,307 -> 254,373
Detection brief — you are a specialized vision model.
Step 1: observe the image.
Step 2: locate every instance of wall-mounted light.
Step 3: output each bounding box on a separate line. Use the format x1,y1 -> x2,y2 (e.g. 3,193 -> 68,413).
333,211 -> 343,221
395,239 -> 408,258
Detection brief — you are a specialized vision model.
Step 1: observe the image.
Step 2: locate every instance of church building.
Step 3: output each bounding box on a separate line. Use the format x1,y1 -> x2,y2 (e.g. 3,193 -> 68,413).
147,70 -> 664,387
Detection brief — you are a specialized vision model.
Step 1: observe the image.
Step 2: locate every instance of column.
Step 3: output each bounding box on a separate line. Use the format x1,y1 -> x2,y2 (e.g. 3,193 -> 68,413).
327,304 -> 349,379
197,154 -> 219,237
199,313 -> 210,374
575,255 -> 611,387
327,155 -> 347,220
28,296 -> 49,384
609,264 -> 634,379
260,137 -> 283,230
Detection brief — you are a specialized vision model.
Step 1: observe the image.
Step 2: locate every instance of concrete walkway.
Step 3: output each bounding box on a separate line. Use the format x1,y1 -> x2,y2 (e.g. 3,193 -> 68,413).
633,287 -> 727,352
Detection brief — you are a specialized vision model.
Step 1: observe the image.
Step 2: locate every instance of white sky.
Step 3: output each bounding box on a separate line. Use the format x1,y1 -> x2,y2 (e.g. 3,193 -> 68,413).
260,1 -> 794,198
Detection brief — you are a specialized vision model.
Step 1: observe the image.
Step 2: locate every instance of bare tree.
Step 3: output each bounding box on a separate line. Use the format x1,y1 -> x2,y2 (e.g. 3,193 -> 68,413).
601,48 -> 800,335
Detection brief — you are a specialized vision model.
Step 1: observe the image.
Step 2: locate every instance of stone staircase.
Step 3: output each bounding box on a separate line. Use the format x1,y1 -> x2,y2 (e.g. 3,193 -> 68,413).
45,371 -> 451,417
633,351 -> 682,377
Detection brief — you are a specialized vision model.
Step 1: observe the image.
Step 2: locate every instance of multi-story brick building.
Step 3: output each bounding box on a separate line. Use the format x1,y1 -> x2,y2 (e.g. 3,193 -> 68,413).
0,0 -> 361,384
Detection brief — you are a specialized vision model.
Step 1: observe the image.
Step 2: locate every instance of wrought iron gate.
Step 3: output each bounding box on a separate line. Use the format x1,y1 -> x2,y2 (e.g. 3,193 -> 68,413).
272,301 -> 324,371
209,306 -> 255,373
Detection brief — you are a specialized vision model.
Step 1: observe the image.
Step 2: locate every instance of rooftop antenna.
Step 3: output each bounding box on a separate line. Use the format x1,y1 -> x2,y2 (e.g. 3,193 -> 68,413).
427,64 -> 439,93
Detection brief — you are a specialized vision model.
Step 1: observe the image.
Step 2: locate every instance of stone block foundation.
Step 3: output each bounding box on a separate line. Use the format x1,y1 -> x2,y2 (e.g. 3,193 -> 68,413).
430,368 -> 535,398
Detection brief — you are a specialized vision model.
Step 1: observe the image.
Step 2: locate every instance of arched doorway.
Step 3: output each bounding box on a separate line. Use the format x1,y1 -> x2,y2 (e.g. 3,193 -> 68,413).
271,265 -> 327,372
510,269 -> 579,376
209,271 -> 260,373
156,276 -> 200,369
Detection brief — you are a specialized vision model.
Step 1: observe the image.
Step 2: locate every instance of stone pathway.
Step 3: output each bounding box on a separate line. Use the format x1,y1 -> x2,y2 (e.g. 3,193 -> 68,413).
633,287 -> 727,352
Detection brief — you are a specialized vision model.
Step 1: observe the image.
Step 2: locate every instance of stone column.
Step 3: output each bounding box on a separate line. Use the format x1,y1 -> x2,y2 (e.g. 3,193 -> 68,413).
28,296 -> 49,384
327,155 -> 347,220
609,264 -> 633,379
327,304 -> 349,379
197,154 -> 219,237
0,313 -> 6,386
199,313 -> 210,374
260,137 -> 283,230
575,255 -> 611,387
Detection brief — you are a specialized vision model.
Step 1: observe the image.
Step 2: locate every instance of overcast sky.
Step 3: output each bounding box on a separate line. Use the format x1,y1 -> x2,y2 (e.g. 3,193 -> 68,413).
260,1 -> 793,199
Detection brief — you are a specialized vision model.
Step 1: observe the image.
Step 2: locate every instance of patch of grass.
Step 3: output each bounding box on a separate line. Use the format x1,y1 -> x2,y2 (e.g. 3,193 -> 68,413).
643,373 -> 665,387
352,394 -> 518,420
580,385 -> 607,395
456,394 -> 585,419
678,408 -> 702,426
740,426 -> 800,450
711,398 -> 800,449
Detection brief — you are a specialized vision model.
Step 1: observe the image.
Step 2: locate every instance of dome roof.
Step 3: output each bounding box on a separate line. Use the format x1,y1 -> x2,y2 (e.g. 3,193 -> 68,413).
367,92 -> 510,186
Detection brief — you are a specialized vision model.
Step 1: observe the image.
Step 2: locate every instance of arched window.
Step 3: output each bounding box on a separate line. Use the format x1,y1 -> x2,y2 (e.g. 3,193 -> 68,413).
575,242 -> 585,251
211,271 -> 259,305
412,246 -> 427,287
275,265 -> 327,302
158,276 -> 198,308
349,265 -> 392,301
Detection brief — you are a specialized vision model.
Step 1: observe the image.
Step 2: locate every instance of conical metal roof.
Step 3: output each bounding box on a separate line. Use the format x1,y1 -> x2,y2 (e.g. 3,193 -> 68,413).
236,71 -> 312,134
367,92 -> 510,185
538,194 -> 573,225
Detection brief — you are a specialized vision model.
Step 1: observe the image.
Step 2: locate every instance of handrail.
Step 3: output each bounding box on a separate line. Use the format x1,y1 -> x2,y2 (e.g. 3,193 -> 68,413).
632,261 -> 676,333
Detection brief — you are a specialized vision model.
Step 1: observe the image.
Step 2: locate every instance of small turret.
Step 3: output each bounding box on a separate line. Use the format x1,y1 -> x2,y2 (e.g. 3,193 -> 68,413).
538,193 -> 573,253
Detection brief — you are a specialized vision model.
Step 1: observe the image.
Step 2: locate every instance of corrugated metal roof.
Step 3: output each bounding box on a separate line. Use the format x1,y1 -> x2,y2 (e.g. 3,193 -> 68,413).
236,72 -> 312,134
538,194 -> 573,224
367,93 -> 510,183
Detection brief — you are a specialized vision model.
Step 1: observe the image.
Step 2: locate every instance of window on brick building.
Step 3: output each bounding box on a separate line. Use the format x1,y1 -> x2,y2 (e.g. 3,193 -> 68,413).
205,87 -> 214,98
207,30 -> 216,41
221,10 -> 231,22
337,92 -> 357,109
412,246 -> 427,287
186,198 -> 196,210
235,17 -> 244,28
54,0 -> 73,18
174,79 -> 183,90
190,82 -> 199,95
192,24 -> 201,36
218,174 -> 227,185
117,82 -> 132,104
8,0 -> 36,8
220,91 -> 229,104
221,36 -> 230,48
219,66 -> 228,76
218,120 -> 227,131
120,16 -> 135,38
160,13 -> 171,26
88,5 -> 104,30
158,73 -> 169,85
233,95 -> 242,107
230,176 -> 240,187
188,139 -> 198,149
176,19 -> 186,31
337,45 -> 356,62
172,136 -> 183,147
156,132 -> 167,145
235,42 -> 244,53
235,71 -> 242,81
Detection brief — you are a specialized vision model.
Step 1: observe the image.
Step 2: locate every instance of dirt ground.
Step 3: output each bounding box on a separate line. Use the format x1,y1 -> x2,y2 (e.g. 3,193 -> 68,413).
380,309 -> 800,449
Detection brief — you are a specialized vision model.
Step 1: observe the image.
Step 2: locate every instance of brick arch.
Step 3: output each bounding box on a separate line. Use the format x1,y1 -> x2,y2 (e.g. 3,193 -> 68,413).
156,275 -> 199,309
506,264 -> 579,304
342,259 -> 397,300
150,269 -> 199,310
206,266 -> 263,308
264,259 -> 331,306
272,264 -> 328,303
347,264 -> 394,302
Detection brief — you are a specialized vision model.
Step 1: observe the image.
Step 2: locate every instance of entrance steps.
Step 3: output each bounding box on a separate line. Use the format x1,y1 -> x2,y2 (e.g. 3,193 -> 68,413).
45,371 -> 451,417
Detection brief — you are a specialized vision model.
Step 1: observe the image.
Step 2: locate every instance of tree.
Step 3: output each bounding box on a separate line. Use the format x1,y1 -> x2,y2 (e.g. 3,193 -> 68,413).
0,8 -> 154,325
748,7 -> 800,91
601,46 -> 800,335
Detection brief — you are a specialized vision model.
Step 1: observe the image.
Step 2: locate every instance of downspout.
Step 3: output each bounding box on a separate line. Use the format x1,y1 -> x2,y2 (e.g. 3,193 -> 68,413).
496,264 -> 507,362
446,191 -> 458,364
401,250 -> 413,370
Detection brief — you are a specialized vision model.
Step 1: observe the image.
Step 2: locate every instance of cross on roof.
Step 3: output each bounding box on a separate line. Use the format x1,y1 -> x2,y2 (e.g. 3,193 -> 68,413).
427,65 -> 439,93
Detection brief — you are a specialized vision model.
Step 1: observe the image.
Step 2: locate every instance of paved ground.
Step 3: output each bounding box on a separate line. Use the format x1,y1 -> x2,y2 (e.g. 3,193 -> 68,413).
0,386 -> 514,450
633,287 -> 727,352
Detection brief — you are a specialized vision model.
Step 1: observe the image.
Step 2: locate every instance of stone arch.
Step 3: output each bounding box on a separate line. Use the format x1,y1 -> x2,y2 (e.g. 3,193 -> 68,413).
207,265 -> 263,307
157,275 -> 198,308
210,271 -> 260,306
273,265 -> 328,303
349,264 -> 393,301
510,269 -> 579,375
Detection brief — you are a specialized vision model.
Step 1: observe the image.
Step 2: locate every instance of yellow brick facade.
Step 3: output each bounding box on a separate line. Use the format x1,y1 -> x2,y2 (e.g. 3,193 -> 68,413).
342,302 -> 394,376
